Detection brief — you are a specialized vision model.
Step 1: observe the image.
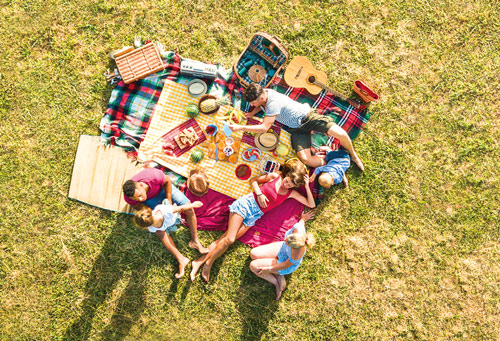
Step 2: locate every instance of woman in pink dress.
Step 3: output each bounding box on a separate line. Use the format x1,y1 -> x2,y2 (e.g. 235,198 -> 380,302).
190,159 -> 316,282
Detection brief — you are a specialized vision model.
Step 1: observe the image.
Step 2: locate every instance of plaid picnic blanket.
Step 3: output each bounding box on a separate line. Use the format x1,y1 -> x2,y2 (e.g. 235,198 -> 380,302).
99,50 -> 370,246
99,52 -> 181,151
100,51 -> 245,152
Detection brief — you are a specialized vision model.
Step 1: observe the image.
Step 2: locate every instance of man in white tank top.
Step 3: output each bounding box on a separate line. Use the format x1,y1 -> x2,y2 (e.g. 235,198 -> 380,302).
228,83 -> 364,170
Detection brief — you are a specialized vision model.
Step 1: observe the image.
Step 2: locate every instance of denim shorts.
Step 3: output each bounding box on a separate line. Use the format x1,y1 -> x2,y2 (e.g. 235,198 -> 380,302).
229,193 -> 264,227
144,186 -> 190,209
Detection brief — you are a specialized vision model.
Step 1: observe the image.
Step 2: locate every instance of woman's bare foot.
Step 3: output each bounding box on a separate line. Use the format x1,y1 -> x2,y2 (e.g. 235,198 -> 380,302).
189,240 -> 209,254
342,174 -> 349,187
352,156 -> 364,171
277,275 -> 286,296
274,281 -> 282,300
175,256 -> 190,279
190,257 -> 205,282
201,262 -> 212,282
274,274 -> 286,300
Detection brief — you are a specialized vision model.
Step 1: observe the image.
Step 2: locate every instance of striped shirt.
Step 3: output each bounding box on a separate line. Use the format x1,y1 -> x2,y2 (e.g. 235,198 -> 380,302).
261,89 -> 310,128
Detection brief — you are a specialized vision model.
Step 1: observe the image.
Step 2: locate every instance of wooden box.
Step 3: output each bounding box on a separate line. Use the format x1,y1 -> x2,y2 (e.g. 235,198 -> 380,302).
234,32 -> 289,88
115,43 -> 166,84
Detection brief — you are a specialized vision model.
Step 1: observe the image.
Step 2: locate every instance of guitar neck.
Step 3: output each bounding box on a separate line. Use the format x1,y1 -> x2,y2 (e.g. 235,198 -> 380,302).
312,79 -> 360,109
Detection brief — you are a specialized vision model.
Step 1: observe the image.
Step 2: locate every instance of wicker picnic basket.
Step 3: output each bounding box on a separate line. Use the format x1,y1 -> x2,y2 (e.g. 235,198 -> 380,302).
234,32 -> 289,88
115,43 -> 166,84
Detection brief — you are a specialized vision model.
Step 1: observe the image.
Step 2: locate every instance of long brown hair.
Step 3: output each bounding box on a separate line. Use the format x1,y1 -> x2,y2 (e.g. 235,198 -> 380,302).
281,158 -> 307,187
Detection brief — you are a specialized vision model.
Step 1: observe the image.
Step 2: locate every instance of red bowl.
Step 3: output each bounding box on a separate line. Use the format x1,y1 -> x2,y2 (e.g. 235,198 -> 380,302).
235,164 -> 251,180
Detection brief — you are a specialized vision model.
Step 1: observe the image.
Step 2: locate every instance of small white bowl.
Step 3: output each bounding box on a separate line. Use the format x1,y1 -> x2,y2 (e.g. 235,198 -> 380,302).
187,79 -> 207,97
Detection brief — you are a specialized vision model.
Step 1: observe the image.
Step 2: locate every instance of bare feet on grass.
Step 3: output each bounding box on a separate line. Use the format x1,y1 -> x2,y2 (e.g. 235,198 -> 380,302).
201,262 -> 212,282
274,282 -> 282,301
275,274 -> 286,301
190,258 -> 204,282
352,155 -> 364,172
188,240 -> 209,254
175,256 -> 190,279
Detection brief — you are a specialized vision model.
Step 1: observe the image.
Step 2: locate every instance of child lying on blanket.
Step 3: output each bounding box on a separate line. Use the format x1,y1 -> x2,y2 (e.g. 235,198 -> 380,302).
134,200 -> 203,279
310,147 -> 351,188
249,210 -> 315,300
190,158 -> 316,282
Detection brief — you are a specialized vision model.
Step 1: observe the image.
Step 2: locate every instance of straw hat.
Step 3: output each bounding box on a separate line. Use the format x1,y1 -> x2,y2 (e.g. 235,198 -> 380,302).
254,132 -> 279,151
186,169 -> 209,196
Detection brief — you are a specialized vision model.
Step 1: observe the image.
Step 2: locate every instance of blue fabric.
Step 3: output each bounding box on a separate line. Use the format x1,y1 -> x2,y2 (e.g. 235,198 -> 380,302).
313,150 -> 350,185
143,186 -> 190,209
228,193 -> 264,227
277,222 -> 306,275
171,185 -> 190,206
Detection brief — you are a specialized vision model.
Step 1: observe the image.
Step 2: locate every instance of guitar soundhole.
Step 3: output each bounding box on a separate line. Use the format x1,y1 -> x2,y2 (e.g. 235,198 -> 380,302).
307,75 -> 316,84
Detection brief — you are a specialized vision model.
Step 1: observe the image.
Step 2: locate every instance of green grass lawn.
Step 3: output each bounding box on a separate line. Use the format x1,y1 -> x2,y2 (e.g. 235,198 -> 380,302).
1,0 -> 499,339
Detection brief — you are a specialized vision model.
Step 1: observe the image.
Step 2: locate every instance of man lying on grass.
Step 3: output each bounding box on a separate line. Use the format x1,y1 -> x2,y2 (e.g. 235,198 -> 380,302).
123,168 -> 208,254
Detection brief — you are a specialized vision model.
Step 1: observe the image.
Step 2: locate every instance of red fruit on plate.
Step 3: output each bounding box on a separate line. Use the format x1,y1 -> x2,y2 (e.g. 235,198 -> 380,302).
251,149 -> 260,159
243,150 -> 251,159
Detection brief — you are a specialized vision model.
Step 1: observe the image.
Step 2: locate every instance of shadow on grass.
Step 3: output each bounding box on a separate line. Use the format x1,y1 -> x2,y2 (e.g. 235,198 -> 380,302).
234,257 -> 283,341
64,215 -> 188,340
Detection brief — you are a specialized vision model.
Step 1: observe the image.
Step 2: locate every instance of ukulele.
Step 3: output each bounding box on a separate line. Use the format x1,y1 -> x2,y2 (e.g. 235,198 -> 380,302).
284,56 -> 361,109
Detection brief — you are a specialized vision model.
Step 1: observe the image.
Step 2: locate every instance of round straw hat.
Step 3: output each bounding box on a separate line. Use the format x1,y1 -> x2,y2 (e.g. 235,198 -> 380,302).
254,132 -> 279,151
186,169 -> 209,197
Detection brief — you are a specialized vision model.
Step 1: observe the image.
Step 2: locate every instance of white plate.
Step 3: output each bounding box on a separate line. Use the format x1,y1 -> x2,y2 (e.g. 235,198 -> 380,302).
187,79 -> 207,97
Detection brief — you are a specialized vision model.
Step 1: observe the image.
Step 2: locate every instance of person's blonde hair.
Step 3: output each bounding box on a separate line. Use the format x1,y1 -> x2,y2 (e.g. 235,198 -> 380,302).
281,158 -> 307,187
286,232 -> 316,249
318,173 -> 334,188
134,207 -> 154,229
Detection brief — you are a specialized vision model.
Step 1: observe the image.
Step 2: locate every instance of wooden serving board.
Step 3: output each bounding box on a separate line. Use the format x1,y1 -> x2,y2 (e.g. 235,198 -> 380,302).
205,135 -> 241,164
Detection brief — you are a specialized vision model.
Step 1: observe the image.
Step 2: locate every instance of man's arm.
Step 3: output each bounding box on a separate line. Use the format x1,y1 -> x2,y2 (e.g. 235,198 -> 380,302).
228,115 -> 276,134
244,105 -> 262,118
163,175 -> 173,204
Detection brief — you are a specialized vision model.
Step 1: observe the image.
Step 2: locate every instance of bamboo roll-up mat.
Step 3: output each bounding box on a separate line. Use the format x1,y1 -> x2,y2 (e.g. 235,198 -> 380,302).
68,135 -> 143,213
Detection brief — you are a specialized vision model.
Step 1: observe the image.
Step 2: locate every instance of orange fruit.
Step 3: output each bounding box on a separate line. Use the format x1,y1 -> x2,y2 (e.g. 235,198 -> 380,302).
228,155 -> 238,163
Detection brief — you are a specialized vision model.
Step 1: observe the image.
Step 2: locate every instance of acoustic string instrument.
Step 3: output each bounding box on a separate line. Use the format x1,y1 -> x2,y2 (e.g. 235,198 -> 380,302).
284,56 -> 361,109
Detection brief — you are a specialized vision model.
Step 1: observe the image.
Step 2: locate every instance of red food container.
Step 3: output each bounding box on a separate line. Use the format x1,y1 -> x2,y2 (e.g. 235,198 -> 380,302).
353,80 -> 379,103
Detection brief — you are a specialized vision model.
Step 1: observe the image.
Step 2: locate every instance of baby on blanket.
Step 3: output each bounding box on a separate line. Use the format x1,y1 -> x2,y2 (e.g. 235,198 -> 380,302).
310,147 -> 350,188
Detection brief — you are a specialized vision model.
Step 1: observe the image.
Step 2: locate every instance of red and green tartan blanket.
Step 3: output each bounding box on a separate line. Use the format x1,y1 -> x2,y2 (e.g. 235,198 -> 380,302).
99,52 -> 182,151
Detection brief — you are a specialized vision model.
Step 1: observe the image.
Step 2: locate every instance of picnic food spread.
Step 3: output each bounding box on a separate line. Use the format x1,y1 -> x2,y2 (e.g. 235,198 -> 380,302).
174,127 -> 199,149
